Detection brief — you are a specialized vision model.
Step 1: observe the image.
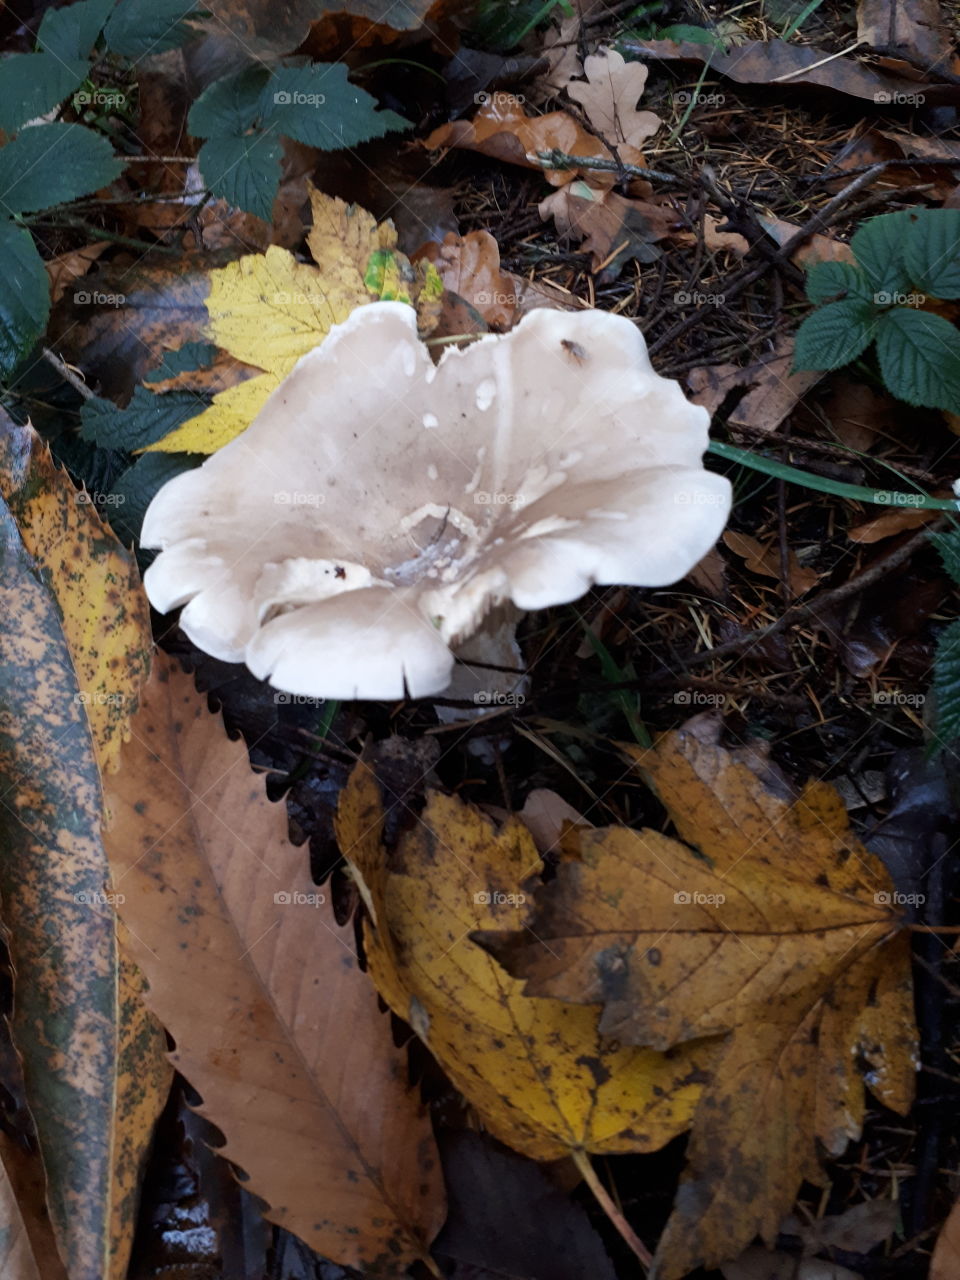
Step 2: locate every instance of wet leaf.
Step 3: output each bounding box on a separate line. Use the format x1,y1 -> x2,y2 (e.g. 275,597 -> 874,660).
480,718 -> 916,1279
336,763 -> 712,1164
103,655 -> 446,1273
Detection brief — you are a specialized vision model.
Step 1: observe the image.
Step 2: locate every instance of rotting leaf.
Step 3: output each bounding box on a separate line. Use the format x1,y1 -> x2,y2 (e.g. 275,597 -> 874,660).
479,717 -> 916,1280
103,655 -> 446,1273
336,763 -> 714,1164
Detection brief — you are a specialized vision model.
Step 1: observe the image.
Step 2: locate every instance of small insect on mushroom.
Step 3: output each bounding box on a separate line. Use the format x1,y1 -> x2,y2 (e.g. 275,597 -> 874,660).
560,339 -> 588,364
333,566 -> 346,580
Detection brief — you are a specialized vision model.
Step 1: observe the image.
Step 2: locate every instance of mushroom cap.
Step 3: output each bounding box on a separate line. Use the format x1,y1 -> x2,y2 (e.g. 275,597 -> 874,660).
142,301 -> 731,699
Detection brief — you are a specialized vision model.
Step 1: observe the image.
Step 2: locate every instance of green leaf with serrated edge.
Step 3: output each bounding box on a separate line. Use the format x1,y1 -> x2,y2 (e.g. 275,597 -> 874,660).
934,618 -> 960,744
262,63 -> 408,150
108,451 -> 199,543
0,221 -> 48,378
902,209 -> 960,301
851,211 -> 915,300
103,0 -> 201,56
0,123 -> 123,215
195,133 -> 282,220
0,53 -> 88,133
187,65 -> 271,138
37,0 -> 115,60
793,299 -> 878,371
931,530 -> 960,587
144,341 -> 218,382
80,388 -> 206,450
805,260 -> 869,305
874,308 -> 960,410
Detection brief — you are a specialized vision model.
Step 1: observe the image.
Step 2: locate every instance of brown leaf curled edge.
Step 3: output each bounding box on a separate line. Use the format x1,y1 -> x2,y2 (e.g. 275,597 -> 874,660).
479,717 -> 917,1280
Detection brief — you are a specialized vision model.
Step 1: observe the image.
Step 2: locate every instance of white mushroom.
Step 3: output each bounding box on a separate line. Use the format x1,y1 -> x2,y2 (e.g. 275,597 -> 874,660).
141,302 -> 731,701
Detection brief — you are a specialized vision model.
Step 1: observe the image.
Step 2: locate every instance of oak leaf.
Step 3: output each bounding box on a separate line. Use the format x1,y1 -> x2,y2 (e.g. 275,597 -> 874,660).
480,718 -> 916,1279
103,655 -> 445,1273
336,763 -> 713,1164
565,49 -> 661,153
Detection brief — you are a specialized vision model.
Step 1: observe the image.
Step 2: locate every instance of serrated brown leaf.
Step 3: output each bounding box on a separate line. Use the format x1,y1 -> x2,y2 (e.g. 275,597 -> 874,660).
103,655 -> 445,1273
480,717 -> 916,1279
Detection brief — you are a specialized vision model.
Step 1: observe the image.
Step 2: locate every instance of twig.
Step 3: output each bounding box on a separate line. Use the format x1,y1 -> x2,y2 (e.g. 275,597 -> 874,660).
41,348 -> 95,401
531,148 -> 688,187
571,1149 -> 652,1268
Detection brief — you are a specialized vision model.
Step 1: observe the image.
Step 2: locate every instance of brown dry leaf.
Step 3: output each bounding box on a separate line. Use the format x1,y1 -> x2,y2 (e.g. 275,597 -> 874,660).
517,789 -> 591,854
785,1197 -> 900,1253
857,0 -> 952,68
336,764 -> 712,1164
932,1197 -> 960,1280
758,216 -> 856,267
565,48 -> 662,151
425,92 -> 648,189
193,0 -> 444,59
46,243 -> 108,306
539,14 -> 584,96
722,1247 -> 862,1280
687,338 -> 824,430
621,36 -> 954,102
702,214 -> 749,257
540,181 -> 677,272
723,530 -> 819,596
847,506 -> 938,542
0,1134 -> 57,1280
819,380 -> 898,451
415,230 -> 562,327
103,655 -> 445,1273
480,717 -> 916,1280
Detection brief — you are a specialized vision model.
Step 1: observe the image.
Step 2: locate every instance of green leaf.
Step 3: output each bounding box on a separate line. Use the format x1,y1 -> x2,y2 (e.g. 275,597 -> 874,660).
930,530 -> 960,587
262,63 -> 408,150
902,209 -> 960,300
187,66 -> 271,138
874,308 -> 960,411
804,260 -> 869,305
80,388 -> 206,450
0,221 -> 49,378
850,211 -> 915,300
933,618 -> 960,744
793,299 -> 878,371
144,341 -> 217,382
0,123 -> 123,215
107,451 -> 199,543
0,53 -> 88,133
37,0 -> 115,60
196,133 -> 282,220
654,23 -> 727,46
103,0 -> 201,56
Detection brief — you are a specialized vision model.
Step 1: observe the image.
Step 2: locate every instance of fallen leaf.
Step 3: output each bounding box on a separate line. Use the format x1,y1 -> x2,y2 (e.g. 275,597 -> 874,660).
540,181 -> 677,272
722,1246 -> 862,1280
857,0 -> 952,69
758,216 -> 856,267
539,14 -> 584,97
0,417 -> 169,1280
932,1196 -> 960,1280
565,48 -> 662,152
45,243 -> 108,306
336,763 -> 712,1163
847,506 -> 938,542
0,1131 -> 65,1280
702,213 -> 749,257
784,1197 -> 900,1253
480,717 -> 916,1280
819,380 -> 897,451
687,338 -> 824,430
143,188 -> 419,454
621,37 -> 958,103
193,0 -> 443,60
103,655 -> 446,1272
517,788 -> 591,854
415,230 -> 562,327
723,530 -> 819,596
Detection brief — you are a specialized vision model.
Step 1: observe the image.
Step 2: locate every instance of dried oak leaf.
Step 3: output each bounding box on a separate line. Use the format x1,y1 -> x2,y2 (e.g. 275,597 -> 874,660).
415,230 -> 566,328
103,654 -> 446,1274
336,763 -> 713,1163
564,48 -> 662,152
540,181 -> 677,273
479,718 -> 916,1280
